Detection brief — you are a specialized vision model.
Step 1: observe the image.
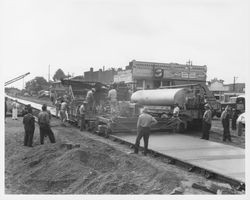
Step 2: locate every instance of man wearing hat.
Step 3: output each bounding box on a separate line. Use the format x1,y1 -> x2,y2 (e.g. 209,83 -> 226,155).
79,101 -> 86,131
11,99 -> 19,120
201,104 -> 212,140
23,107 -> 35,147
38,104 -> 56,144
133,107 -> 157,156
221,105 -> 232,142
86,88 -> 95,112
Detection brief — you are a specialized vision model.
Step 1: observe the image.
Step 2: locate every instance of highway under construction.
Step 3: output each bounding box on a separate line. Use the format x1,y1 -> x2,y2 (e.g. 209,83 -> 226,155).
5,94 -> 245,194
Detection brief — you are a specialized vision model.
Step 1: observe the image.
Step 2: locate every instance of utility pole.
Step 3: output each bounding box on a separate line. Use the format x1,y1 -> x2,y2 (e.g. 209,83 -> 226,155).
233,76 -> 238,93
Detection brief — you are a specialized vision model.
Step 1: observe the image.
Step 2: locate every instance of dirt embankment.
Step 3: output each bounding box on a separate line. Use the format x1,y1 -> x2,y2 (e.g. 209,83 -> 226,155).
5,118 -> 217,195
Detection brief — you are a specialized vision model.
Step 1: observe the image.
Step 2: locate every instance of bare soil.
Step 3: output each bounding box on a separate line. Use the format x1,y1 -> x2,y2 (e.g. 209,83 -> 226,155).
5,96 -> 244,194
5,117 -> 225,195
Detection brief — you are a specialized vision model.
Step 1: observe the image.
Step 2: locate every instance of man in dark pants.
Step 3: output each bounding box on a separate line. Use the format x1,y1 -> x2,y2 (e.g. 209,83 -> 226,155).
231,108 -> 238,131
201,104 -> 212,140
221,106 -> 232,142
23,107 -> 35,147
79,101 -> 86,131
134,108 -> 157,156
38,104 -> 56,144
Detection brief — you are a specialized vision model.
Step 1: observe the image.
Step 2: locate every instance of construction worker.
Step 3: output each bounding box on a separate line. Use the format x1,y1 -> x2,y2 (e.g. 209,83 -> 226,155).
38,104 -> 56,145
60,99 -> 67,124
23,107 -> 35,147
221,106 -> 232,142
54,97 -> 61,118
133,108 -> 157,156
108,85 -> 118,115
11,99 -> 19,120
201,104 -> 212,140
231,108 -> 238,131
173,103 -> 180,117
79,101 -> 86,131
86,88 -> 95,112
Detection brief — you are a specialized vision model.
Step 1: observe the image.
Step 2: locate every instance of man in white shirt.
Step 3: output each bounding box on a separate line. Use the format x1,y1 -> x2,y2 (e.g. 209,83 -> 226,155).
133,108 -> 157,156
173,103 -> 180,117
86,88 -> 95,112
108,85 -> 117,115
79,102 -> 86,131
60,100 -> 67,123
11,100 -> 19,120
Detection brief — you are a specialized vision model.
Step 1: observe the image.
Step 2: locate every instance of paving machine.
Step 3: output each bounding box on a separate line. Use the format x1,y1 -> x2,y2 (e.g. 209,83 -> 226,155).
131,83 -> 220,132
60,79 -> 110,129
92,83 -> 220,135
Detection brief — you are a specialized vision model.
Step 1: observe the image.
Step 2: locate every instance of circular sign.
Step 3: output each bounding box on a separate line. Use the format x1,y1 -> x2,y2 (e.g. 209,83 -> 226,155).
154,68 -> 163,78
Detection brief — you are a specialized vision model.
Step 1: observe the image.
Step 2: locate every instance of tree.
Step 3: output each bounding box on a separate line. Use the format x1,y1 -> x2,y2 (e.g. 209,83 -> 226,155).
25,76 -> 49,93
53,68 -> 67,81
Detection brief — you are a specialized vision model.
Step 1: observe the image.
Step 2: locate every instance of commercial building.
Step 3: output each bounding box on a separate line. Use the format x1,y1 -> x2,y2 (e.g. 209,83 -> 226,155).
84,67 -> 117,85
114,60 -> 207,90
208,78 -> 245,102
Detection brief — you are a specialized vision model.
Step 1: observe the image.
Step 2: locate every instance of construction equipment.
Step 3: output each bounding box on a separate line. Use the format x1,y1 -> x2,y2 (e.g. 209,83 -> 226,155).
5,72 -> 30,86
60,79 -> 109,129
130,83 -> 220,132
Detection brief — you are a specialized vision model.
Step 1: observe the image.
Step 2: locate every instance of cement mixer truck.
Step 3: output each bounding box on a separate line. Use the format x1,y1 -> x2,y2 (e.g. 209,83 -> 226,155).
131,83 -> 220,132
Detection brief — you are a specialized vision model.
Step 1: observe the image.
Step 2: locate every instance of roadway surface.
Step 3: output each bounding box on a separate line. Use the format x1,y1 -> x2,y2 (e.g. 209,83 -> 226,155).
7,95 -> 245,184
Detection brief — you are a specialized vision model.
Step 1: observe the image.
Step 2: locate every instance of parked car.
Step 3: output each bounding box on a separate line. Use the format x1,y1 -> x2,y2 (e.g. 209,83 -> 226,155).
237,113 -> 245,136
237,113 -> 245,125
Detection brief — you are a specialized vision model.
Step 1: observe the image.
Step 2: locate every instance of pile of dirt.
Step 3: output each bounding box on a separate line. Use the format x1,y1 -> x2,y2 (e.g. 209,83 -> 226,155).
5,118 -> 238,195
6,139 -> 182,194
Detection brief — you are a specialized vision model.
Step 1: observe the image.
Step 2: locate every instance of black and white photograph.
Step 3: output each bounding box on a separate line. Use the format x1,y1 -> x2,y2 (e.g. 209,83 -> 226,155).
1,0 -> 248,199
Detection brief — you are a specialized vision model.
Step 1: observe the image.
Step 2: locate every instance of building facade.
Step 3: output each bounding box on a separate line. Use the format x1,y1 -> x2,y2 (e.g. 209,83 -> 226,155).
84,67 -> 117,85
224,83 -> 245,93
208,78 -> 229,101
208,79 -> 245,102
114,60 -> 207,90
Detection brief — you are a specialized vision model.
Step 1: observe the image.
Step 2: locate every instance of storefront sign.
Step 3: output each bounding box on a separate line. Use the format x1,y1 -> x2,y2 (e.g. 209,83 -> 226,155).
154,68 -> 164,78
133,68 -> 152,78
131,61 -> 206,81
114,70 -> 133,83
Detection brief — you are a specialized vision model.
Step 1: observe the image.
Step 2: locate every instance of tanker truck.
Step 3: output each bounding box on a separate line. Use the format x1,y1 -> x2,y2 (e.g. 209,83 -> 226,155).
131,83 -> 219,132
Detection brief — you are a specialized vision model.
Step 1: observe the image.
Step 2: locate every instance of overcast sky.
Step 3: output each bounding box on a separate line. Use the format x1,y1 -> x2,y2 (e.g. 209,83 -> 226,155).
1,0 -> 249,89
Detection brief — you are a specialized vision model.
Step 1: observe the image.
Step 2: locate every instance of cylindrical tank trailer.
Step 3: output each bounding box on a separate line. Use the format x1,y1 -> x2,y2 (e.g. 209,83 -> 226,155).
131,88 -> 189,106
